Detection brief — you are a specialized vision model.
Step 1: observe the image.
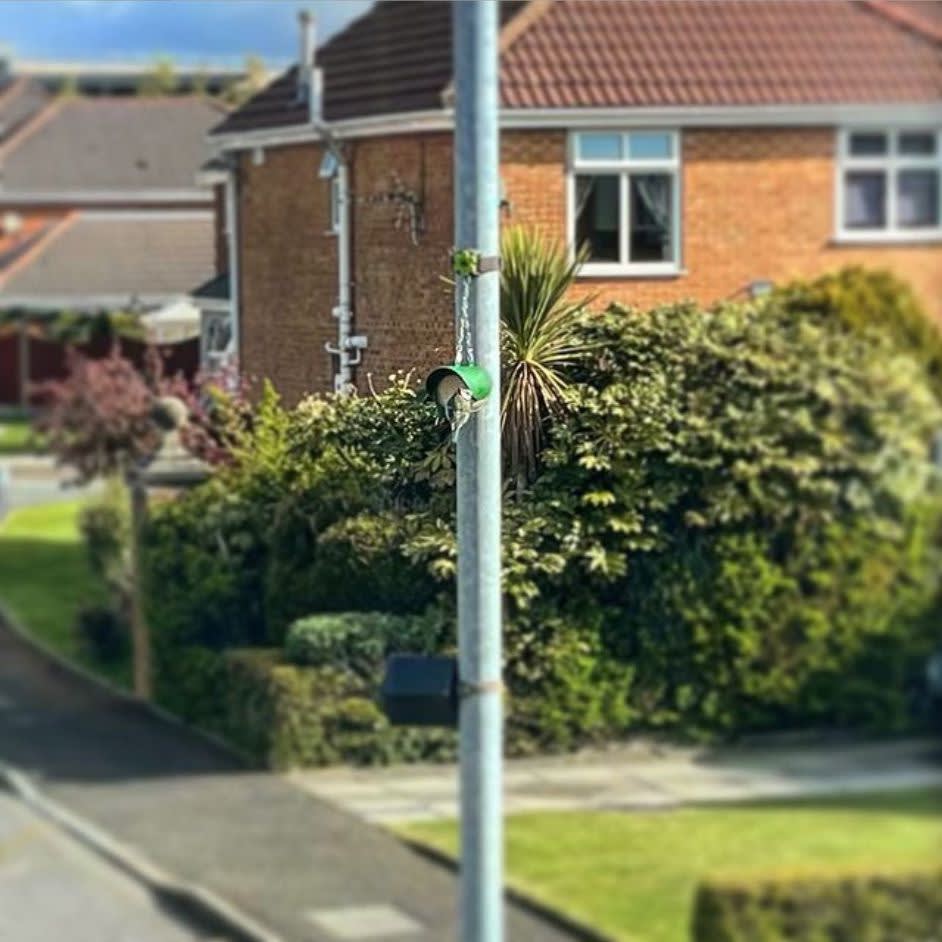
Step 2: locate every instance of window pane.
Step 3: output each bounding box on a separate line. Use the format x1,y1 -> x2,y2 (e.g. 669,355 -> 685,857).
628,132 -> 672,160
577,133 -> 622,161
898,169 -> 939,228
899,132 -> 937,156
849,132 -> 887,156
575,174 -> 620,262
844,171 -> 886,229
629,173 -> 673,262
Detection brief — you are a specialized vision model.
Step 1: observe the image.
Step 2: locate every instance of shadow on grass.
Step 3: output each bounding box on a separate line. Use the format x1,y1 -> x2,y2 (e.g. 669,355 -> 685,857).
709,787 -> 942,819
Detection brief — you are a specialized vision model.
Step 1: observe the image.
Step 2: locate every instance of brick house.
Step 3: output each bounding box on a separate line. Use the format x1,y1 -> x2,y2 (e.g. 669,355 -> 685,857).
0,81 -> 235,405
208,0 -> 942,405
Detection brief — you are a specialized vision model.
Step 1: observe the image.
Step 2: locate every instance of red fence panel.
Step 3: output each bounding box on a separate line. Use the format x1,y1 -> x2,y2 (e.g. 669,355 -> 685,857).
0,334 -> 200,406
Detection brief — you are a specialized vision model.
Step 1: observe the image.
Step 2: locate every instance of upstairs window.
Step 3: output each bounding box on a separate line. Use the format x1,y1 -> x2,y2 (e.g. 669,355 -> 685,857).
569,131 -> 681,276
838,129 -> 941,240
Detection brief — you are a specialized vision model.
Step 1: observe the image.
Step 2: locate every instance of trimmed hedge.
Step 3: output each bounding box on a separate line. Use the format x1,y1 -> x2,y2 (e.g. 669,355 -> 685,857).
154,645 -> 455,769
692,867 -> 942,941
143,269 -> 942,760
285,610 -> 448,675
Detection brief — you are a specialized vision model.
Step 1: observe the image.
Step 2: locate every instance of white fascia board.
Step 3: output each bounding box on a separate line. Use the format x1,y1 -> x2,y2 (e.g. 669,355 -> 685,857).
195,169 -> 229,187
78,209 -> 214,221
0,190 -> 213,205
211,109 -> 454,151
191,296 -> 230,313
503,103 -> 942,129
211,102 -> 942,152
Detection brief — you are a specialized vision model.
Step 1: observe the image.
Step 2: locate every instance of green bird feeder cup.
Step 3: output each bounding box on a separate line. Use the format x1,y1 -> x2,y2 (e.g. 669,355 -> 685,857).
426,362 -> 492,411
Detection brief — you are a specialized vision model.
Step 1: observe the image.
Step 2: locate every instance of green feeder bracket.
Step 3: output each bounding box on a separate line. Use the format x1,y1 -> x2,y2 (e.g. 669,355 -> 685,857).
426,362 -> 492,411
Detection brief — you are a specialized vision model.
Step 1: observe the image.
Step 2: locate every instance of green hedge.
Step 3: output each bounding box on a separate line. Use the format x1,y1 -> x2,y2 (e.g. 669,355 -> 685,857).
692,867 -> 942,941
143,268 -> 942,758
285,610 -> 447,674
154,645 -> 455,769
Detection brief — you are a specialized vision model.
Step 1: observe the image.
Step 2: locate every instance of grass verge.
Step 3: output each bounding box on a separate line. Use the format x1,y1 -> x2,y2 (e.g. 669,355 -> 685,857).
398,788 -> 942,942
0,499 -> 127,687
0,418 -> 39,455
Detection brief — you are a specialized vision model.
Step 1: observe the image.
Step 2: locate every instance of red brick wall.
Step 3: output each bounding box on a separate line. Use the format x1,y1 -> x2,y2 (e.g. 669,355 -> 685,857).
237,126 -> 941,401
351,133 -> 455,392
503,128 -> 942,316
237,143 -> 338,404
212,182 -> 227,275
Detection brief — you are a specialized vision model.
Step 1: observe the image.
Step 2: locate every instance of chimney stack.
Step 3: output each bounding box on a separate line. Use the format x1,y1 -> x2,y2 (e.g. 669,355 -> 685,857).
297,9 -> 317,119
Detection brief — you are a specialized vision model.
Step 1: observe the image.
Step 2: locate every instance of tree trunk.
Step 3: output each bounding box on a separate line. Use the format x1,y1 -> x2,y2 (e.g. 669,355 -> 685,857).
127,472 -> 151,700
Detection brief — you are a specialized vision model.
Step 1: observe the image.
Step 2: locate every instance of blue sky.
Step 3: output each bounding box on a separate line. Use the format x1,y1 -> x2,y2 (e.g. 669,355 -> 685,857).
0,1 -> 372,67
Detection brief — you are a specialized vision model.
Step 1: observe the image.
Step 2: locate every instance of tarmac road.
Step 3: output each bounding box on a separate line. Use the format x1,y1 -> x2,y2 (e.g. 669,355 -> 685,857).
0,790 -> 217,942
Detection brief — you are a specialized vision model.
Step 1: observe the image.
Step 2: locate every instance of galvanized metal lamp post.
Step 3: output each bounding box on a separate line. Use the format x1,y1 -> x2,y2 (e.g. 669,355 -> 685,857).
453,3 -> 504,940
380,4 -> 503,937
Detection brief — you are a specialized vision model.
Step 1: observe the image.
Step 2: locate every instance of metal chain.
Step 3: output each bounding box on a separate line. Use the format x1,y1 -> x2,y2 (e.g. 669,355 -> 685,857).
456,274 -> 475,364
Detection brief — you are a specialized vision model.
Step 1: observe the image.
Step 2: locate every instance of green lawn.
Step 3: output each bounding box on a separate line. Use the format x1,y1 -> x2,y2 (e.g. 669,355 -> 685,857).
0,417 -> 39,455
400,789 -> 942,942
0,500 -> 127,686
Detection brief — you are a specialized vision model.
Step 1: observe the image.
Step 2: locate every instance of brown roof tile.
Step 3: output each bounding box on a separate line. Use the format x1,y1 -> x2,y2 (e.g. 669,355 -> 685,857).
212,0 -> 527,134
213,0 -> 941,136
0,212 -> 215,307
1,97 -> 226,194
502,0 -> 941,109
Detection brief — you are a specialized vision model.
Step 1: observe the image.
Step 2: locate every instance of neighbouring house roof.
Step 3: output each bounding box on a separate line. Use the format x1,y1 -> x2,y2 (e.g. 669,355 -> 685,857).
211,0 -> 941,138
0,215 -> 60,270
0,212 -> 216,310
212,0 -> 527,133
0,78 -> 51,143
191,271 -> 229,301
0,97 -> 228,198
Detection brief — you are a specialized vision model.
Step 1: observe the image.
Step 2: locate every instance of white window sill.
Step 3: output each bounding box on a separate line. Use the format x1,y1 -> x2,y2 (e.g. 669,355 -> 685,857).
832,229 -> 942,246
577,264 -> 686,279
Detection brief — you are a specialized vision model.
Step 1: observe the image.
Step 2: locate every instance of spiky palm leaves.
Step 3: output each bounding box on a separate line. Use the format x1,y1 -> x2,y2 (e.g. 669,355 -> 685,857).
500,227 -> 592,488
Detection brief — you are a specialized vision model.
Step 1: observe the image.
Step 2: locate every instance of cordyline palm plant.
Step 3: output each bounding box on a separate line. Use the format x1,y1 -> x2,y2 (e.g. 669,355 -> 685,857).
500,226 -> 593,490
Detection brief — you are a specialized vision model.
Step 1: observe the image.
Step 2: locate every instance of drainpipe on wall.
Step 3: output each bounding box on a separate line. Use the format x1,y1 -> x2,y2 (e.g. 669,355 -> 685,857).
329,157 -> 357,393
300,10 -> 365,394
224,157 -> 240,369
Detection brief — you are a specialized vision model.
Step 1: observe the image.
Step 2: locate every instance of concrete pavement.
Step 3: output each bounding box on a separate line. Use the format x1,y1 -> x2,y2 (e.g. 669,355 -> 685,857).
0,454 -> 100,517
0,620 -> 573,942
289,738 -> 942,824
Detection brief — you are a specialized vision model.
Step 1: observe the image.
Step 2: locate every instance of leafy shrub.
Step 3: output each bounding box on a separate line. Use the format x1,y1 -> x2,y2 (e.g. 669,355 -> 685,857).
79,478 -> 131,609
284,610 -> 447,676
144,270 -> 942,757
76,605 -> 129,664
503,604 -> 635,754
35,346 -> 162,482
773,266 -> 942,401
692,867 -> 942,941
525,298 -> 942,734
143,478 -> 272,651
154,646 -> 455,769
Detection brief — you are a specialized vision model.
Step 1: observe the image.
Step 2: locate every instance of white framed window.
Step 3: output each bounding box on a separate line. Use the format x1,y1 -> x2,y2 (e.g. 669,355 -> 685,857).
567,130 -> 681,276
836,128 -> 941,242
